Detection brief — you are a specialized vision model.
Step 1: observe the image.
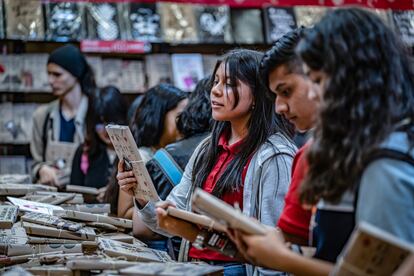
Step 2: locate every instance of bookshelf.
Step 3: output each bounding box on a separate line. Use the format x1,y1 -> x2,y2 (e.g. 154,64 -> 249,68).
0,0 -> 412,174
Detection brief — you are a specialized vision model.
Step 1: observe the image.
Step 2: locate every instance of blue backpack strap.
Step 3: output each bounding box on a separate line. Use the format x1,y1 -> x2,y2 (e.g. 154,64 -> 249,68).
153,149 -> 183,187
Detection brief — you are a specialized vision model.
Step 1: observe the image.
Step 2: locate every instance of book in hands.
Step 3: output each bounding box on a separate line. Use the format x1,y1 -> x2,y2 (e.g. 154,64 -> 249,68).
166,207 -> 227,233
105,124 -> 159,202
333,222 -> 414,276
191,188 -> 267,235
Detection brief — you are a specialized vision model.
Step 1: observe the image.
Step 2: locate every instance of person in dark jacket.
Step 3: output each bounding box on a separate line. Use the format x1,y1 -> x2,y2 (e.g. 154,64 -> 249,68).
70,86 -> 127,201
132,77 -> 213,257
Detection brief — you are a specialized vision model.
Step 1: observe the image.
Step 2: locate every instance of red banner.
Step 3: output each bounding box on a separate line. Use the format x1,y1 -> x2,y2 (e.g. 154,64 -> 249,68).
45,0 -> 414,10
80,40 -> 152,53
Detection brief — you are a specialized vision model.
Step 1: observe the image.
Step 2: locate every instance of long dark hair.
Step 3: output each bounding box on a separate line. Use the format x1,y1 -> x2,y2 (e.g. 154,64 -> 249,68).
192,49 -> 293,197
297,8 -> 414,204
131,84 -> 187,147
176,77 -> 213,138
85,86 -> 127,159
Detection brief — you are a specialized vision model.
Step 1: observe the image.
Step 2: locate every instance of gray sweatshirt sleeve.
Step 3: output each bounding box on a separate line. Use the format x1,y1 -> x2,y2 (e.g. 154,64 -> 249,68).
258,153 -> 293,227
136,140 -> 204,237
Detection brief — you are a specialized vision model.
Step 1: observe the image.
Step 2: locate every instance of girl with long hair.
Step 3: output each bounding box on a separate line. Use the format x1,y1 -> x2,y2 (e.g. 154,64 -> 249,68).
106,84 -> 188,218
117,49 -> 296,275
231,8 -> 414,275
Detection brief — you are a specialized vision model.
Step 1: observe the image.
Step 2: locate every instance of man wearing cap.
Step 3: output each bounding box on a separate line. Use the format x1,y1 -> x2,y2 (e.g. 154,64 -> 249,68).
30,44 -> 96,186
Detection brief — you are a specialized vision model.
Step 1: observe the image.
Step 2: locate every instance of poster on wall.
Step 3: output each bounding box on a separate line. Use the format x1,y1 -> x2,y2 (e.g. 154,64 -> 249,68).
264,6 -> 297,44
126,3 -> 162,42
194,5 -> 232,43
45,2 -> 85,41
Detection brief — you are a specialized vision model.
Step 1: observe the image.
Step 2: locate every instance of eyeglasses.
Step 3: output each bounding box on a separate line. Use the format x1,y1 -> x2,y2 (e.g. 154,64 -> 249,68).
95,123 -> 106,133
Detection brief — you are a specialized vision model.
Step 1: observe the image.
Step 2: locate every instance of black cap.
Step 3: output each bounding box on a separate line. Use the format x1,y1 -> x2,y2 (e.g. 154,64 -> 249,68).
47,44 -> 87,80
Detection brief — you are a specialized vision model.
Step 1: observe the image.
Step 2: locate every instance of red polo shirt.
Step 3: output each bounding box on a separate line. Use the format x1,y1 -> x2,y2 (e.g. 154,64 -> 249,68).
189,131 -> 251,261
277,142 -> 312,240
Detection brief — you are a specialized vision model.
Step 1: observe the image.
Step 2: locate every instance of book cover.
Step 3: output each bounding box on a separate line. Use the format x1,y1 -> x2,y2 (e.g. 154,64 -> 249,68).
22,54 -> 51,92
100,58 -> 123,88
21,212 -> 84,232
66,256 -> 140,270
120,262 -> 224,275
294,6 -> 327,27
125,3 -> 162,42
194,5 -> 232,43
98,238 -> 172,262
85,3 -> 124,41
333,222 -> 414,276
145,54 -> 173,88
12,103 -> 38,144
45,2 -> 85,42
4,0 -> 44,40
65,185 -> 99,195
105,124 -> 159,202
0,205 -> 18,229
118,60 -> 146,93
390,11 -> 414,47
0,183 -> 56,196
158,2 -> 198,43
192,188 -> 267,235
264,6 -> 297,44
0,226 -> 28,255
230,9 -> 264,44
171,53 -> 204,92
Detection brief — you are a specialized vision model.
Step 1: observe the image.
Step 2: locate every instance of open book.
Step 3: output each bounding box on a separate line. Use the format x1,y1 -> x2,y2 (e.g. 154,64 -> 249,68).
191,188 -> 267,235
105,124 -> 159,202
333,222 -> 414,276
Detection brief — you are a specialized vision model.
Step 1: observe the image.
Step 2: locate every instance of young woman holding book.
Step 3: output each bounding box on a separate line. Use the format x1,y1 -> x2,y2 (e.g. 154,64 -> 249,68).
107,84 -> 188,219
230,8 -> 414,275
117,49 -> 297,275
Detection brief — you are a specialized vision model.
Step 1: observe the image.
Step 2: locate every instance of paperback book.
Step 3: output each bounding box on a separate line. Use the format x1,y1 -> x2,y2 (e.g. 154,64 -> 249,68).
333,222 -> 414,276
105,124 -> 159,202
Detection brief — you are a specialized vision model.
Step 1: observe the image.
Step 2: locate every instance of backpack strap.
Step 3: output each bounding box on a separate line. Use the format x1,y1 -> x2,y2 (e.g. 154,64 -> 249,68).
153,149 -> 183,187
354,148 -> 414,216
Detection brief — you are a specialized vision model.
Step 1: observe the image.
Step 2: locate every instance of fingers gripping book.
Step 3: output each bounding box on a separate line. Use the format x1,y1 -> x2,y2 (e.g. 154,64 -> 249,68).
191,188 -> 267,235
105,124 -> 159,202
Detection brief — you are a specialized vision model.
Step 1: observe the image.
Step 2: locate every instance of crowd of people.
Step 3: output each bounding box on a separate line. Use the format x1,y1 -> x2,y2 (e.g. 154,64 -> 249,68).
30,8 -> 413,276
